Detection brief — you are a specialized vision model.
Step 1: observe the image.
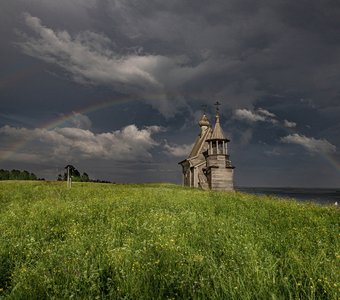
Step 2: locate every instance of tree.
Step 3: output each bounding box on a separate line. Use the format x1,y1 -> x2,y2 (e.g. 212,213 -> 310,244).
0,169 -> 9,180
21,170 -> 30,180
9,169 -> 20,180
63,165 -> 88,182
29,173 -> 37,180
81,172 -> 90,182
0,169 -> 38,180
64,165 -> 80,178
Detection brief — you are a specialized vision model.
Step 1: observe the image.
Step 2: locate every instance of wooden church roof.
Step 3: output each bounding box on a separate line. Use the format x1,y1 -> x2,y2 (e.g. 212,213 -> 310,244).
188,126 -> 212,158
209,114 -> 228,140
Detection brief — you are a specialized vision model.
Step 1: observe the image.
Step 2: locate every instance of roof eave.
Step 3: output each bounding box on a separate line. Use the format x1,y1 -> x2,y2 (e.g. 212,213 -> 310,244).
206,138 -> 230,142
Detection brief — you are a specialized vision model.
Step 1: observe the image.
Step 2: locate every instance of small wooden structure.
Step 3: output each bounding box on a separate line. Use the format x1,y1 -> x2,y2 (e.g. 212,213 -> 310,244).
179,103 -> 234,191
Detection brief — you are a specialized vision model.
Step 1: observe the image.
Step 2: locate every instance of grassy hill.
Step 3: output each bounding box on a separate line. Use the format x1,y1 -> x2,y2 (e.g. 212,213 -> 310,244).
0,181 -> 339,299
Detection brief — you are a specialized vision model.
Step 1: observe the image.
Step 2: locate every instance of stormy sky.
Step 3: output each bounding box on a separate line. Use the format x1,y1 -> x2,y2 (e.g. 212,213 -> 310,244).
1,0 -> 340,187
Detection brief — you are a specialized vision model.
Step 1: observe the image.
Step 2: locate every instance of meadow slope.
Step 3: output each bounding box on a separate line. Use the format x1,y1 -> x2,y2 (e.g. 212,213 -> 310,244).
0,181 -> 339,299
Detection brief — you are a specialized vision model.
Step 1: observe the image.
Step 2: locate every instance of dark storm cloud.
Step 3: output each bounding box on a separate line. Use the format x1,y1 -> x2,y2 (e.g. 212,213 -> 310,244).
14,0 -> 340,115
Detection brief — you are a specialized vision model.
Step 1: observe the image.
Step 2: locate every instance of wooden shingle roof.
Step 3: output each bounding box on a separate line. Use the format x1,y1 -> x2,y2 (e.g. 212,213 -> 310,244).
207,114 -> 229,141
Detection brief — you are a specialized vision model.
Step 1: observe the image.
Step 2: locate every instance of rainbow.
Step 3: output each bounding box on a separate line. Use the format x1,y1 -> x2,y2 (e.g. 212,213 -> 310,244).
0,95 -> 133,161
39,95 -> 133,130
1,65 -> 339,175
0,64 -> 135,161
321,152 -> 340,174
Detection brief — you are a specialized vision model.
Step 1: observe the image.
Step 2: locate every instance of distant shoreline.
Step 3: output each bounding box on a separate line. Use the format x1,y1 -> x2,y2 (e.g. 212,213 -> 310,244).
237,187 -> 340,206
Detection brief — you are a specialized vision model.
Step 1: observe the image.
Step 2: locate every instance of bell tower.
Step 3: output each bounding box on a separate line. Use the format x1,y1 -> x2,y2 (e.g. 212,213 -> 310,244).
204,102 -> 234,191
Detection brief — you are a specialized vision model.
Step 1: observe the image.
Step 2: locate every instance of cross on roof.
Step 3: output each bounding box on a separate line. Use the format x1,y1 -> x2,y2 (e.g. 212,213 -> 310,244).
214,101 -> 221,114
201,104 -> 208,114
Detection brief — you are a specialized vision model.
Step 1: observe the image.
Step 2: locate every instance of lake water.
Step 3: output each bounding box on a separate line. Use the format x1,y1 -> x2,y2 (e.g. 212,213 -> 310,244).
236,187 -> 340,206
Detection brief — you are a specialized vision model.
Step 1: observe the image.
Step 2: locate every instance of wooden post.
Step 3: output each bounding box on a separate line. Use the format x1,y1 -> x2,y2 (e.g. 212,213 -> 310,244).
67,166 -> 72,188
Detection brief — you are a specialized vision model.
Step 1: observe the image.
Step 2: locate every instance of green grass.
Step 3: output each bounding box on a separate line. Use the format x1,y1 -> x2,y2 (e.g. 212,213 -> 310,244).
0,181 -> 339,299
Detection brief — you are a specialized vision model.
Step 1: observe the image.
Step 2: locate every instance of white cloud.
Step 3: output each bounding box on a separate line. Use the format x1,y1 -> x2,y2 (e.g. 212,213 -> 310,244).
283,120 -> 297,128
234,109 -> 266,122
0,124 -> 163,162
164,142 -> 193,157
257,108 -> 276,118
235,108 -> 303,126
281,133 -> 336,154
66,112 -> 92,129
